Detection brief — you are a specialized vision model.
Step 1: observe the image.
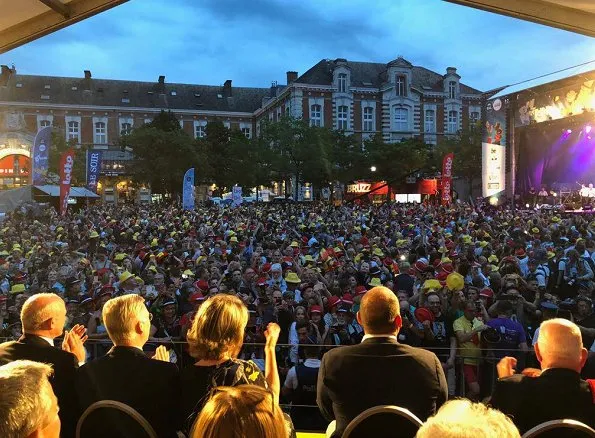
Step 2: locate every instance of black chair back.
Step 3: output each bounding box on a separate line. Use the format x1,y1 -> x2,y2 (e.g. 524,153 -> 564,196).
342,405 -> 423,438
522,419 -> 595,438
76,400 -> 158,438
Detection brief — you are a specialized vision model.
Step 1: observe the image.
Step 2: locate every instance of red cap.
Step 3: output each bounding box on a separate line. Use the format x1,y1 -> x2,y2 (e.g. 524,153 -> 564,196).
194,280 -> 209,291
341,293 -> 354,305
441,263 -> 454,274
189,292 -> 205,302
256,277 -> 267,286
355,285 -> 367,296
515,248 -> 526,257
327,296 -> 341,308
480,288 -> 494,298
261,263 -> 272,273
310,305 -> 322,314
414,260 -> 428,272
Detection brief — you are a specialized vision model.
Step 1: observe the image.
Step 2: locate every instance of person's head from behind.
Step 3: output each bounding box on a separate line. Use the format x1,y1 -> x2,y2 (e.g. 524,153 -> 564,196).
416,399 -> 520,438
356,286 -> 401,336
187,295 -> 248,361
496,299 -> 514,318
191,385 -> 285,438
0,360 -> 60,438
536,318 -> 588,373
102,295 -> 152,348
20,293 -> 66,339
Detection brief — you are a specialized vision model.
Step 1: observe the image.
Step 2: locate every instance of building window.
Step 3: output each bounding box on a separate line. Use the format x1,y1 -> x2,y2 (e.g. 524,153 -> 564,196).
195,124 -> 206,139
241,127 -> 251,138
363,107 -> 374,132
337,105 -> 348,130
396,75 -> 407,97
448,81 -> 457,99
310,104 -> 322,127
470,111 -> 480,123
120,122 -> 132,136
338,73 -> 347,93
95,122 -> 107,144
393,106 -> 409,131
67,121 -> 79,141
424,110 -> 435,133
285,106 -> 290,117
39,120 -> 52,129
448,110 -> 458,133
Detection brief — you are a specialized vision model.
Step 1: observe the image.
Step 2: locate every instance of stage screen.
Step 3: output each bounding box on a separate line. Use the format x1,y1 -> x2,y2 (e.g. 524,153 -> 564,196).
517,124 -> 595,193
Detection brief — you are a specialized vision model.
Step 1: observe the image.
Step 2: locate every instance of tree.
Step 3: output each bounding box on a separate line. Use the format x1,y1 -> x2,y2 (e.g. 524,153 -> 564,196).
126,111 -> 200,195
46,129 -> 85,185
364,135 -> 430,183
326,130 -> 369,184
435,122 -> 482,194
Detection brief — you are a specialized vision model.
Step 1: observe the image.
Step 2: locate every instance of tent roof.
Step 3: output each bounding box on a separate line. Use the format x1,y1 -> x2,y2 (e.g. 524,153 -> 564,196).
445,0 -> 595,37
34,185 -> 100,198
0,0 -> 128,54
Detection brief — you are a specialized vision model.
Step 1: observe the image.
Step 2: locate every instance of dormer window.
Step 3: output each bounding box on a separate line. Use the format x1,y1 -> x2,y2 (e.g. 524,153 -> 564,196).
448,81 -> 457,99
338,73 -> 347,93
396,75 -> 407,97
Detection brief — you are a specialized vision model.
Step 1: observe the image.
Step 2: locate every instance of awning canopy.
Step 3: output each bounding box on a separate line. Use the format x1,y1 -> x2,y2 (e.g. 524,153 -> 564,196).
444,0 -> 595,37
0,0 -> 128,54
34,185 -> 100,198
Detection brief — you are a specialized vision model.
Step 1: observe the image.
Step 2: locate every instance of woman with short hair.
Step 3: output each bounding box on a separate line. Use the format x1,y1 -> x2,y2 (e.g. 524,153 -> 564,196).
181,295 -> 289,435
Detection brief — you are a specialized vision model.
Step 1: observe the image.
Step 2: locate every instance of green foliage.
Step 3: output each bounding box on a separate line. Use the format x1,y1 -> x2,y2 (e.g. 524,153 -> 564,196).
47,130 -> 84,185
435,122 -> 482,187
364,134 -> 431,183
126,111 -> 200,194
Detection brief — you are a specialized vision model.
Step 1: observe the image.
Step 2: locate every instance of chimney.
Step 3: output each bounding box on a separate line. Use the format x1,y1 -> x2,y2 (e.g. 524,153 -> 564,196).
224,79 -> 232,97
84,70 -> 92,79
270,81 -> 278,97
0,65 -> 12,87
286,71 -> 298,84
158,75 -> 165,84
446,67 -> 457,75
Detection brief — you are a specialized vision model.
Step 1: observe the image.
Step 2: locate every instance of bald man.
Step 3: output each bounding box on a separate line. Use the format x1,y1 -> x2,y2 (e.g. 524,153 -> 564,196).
317,287 -> 447,438
0,293 -> 87,438
491,318 -> 595,434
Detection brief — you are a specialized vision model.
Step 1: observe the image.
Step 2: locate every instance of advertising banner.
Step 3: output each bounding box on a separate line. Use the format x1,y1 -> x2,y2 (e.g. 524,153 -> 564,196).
86,150 -> 102,193
59,149 -> 75,216
482,143 -> 506,197
441,153 -> 454,206
31,126 -> 51,185
232,186 -> 243,206
484,97 -> 507,146
182,168 -> 195,210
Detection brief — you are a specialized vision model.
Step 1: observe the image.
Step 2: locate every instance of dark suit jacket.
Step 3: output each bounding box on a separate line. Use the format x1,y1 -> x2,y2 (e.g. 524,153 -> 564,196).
491,368 -> 595,435
76,346 -> 182,438
0,334 -> 79,438
317,336 -> 448,438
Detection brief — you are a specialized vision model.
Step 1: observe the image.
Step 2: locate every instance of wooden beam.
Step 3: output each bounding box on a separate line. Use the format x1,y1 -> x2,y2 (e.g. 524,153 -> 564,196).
37,0 -> 71,18
444,0 -> 595,37
0,0 -> 128,54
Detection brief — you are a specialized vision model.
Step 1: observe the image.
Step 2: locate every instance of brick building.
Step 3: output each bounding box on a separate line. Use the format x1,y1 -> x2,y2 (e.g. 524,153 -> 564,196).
0,57 -> 482,193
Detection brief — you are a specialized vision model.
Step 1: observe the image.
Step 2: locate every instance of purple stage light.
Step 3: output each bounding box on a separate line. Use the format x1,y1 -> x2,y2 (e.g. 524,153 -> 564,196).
586,125 -> 592,134
567,129 -> 572,134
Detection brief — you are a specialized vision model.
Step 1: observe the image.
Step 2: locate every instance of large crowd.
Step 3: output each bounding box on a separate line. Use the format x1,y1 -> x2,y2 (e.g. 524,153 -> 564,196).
1,199 -> 595,437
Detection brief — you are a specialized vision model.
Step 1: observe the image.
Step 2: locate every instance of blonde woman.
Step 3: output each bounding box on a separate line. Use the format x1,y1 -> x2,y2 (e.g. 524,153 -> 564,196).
181,295 -> 285,434
191,385 -> 286,438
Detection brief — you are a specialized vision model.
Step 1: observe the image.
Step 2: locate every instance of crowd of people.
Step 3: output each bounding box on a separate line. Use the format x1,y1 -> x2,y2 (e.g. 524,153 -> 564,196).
1,199 -> 595,437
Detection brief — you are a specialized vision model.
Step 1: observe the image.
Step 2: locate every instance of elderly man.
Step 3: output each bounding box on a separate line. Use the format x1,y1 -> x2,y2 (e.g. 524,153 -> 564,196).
0,293 -> 87,438
76,294 -> 182,438
317,286 -> 447,438
0,360 -> 61,438
491,318 -> 595,434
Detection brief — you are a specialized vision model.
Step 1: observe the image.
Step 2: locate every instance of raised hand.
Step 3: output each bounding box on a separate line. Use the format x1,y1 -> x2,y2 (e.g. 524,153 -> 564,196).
153,345 -> 170,362
496,356 -> 517,379
264,322 -> 280,349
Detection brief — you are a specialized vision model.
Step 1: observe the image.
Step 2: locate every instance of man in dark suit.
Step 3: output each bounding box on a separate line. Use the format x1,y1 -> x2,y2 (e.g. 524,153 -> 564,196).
76,294 -> 182,438
491,318 -> 595,435
0,293 -> 87,438
317,286 -> 448,438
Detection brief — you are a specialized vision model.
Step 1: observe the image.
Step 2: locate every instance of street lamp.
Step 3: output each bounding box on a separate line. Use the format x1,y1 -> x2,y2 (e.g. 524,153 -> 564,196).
370,166 -> 377,172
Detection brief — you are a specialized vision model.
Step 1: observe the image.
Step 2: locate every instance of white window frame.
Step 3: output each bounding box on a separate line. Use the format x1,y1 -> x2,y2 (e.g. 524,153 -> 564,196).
93,116 -> 108,145
276,107 -> 282,121
337,105 -> 349,130
310,104 -> 322,127
193,120 -> 207,139
36,115 -> 53,132
240,122 -> 251,139
393,106 -> 409,132
65,116 -> 81,143
223,121 -> 231,129
119,117 -> 133,136
424,109 -> 435,133
144,118 -> 152,125
396,75 -> 407,97
448,81 -> 457,99
363,106 -> 374,132
448,110 -> 459,133
338,73 -> 347,93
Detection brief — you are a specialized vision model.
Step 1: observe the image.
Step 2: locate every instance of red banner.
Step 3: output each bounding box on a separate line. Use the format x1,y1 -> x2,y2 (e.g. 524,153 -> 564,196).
59,149 -> 75,216
441,153 -> 454,206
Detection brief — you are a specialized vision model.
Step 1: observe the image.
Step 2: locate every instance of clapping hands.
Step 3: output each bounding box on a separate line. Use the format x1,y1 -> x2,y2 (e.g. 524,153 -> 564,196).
62,324 -> 88,364
153,345 -> 170,362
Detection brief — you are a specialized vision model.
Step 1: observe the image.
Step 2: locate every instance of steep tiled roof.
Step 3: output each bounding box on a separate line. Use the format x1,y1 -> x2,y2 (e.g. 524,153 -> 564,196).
0,74 -> 272,113
297,58 -> 482,94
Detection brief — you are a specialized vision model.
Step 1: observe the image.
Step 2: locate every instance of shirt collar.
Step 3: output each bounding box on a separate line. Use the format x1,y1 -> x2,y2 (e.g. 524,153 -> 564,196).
362,334 -> 398,342
40,336 -> 54,346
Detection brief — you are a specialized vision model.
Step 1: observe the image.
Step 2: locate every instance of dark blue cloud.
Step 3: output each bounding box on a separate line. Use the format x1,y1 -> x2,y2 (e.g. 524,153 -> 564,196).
0,0 -> 593,92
